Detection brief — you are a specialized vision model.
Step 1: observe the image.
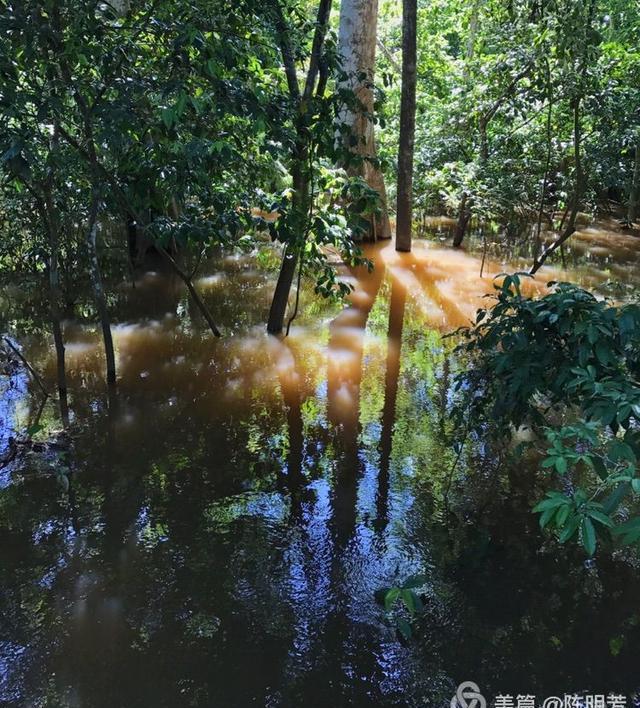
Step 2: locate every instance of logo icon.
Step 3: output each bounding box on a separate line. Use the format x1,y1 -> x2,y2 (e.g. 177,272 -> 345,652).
451,681 -> 487,708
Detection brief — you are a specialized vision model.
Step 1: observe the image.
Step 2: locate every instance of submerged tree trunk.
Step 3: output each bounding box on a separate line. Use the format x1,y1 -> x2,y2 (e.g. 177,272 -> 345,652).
40,187 -> 69,423
266,0 -> 330,334
627,142 -> 640,226
395,0 -> 417,253
49,239 -> 69,424
268,247 -> 299,335
86,197 -> 116,385
453,193 -> 472,247
267,165 -> 309,334
338,0 -> 391,240
530,97 -> 584,274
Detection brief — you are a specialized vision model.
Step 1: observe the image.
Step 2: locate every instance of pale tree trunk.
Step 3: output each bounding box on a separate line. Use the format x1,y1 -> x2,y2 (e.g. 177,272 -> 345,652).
395,0 -> 417,253
338,0 -> 391,240
628,142 -> 640,226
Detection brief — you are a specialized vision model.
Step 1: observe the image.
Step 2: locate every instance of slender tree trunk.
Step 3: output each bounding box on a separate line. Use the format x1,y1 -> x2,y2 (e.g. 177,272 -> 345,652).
86,196 -> 116,385
338,0 -> 391,240
627,142 -> 640,226
49,244 -> 69,424
41,190 -> 69,423
395,0 -> 417,253
462,0 -> 483,82
156,246 -> 222,336
268,247 -> 299,335
534,72 -> 553,260
530,97 -> 584,274
479,118 -> 489,165
267,165 -> 309,334
43,124 -> 69,423
267,0 -> 330,334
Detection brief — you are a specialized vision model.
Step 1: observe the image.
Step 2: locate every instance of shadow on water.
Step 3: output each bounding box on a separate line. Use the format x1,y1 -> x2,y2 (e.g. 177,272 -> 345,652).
2,227 -> 640,706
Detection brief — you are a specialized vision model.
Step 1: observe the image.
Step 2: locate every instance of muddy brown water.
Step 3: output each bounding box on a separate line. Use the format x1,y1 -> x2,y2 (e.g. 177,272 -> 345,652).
2,226 -> 640,707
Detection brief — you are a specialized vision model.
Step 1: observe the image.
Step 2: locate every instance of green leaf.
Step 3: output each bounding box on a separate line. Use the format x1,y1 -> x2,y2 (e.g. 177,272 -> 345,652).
559,515 -> 580,543
602,482 -> 631,515
588,510 -> 614,528
555,504 -> 570,527
610,636 -> 625,656
396,618 -> 412,641
161,108 -> 175,129
400,589 -> 416,614
581,517 -> 597,556
533,494 -> 568,513
384,587 -> 401,612
555,456 -> 568,474
540,508 -> 556,529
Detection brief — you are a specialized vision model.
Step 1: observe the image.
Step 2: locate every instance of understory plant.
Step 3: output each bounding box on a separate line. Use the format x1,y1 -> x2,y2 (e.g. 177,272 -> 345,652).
452,274 -> 640,556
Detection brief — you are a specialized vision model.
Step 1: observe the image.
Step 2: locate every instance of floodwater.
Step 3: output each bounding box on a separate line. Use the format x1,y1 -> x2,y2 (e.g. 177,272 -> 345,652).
2,224 -> 640,707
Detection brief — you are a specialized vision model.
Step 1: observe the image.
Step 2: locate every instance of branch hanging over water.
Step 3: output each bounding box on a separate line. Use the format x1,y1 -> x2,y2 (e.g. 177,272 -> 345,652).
2,336 -> 49,399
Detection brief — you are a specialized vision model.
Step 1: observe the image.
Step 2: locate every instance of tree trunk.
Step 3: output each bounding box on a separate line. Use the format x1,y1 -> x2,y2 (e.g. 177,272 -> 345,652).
338,0 -> 391,240
395,0 -> 417,253
465,1 -> 481,66
530,97 -> 584,274
41,190 -> 69,422
267,0 -> 331,335
86,197 -> 116,385
479,118 -> 489,165
627,141 -> 640,226
453,193 -> 471,247
49,251 -> 69,424
267,167 -> 308,334
534,66 -> 553,260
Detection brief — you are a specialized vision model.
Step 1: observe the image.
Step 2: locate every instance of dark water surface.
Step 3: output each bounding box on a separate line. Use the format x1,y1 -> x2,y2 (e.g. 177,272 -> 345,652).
2,228 -> 640,707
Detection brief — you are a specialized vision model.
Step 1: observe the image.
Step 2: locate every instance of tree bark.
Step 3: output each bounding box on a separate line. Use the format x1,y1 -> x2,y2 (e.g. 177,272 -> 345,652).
453,192 -> 471,247
395,0 -> 417,253
627,141 -> 640,226
267,166 -> 309,334
86,196 -> 117,385
338,0 -> 391,240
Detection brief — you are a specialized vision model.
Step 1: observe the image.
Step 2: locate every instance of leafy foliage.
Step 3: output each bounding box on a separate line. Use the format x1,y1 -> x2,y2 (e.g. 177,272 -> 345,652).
453,274 -> 640,556
376,574 -> 427,640
377,0 -> 640,241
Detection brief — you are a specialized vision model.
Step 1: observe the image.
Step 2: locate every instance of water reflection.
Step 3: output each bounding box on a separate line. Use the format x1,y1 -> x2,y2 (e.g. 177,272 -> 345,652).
2,227 -> 640,705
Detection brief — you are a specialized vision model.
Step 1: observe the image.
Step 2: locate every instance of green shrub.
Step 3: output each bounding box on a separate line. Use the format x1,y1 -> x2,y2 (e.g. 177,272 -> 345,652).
452,274 -> 640,556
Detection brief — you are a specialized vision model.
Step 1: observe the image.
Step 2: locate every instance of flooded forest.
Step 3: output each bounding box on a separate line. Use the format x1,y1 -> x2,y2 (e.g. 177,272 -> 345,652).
2,0 -> 640,706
